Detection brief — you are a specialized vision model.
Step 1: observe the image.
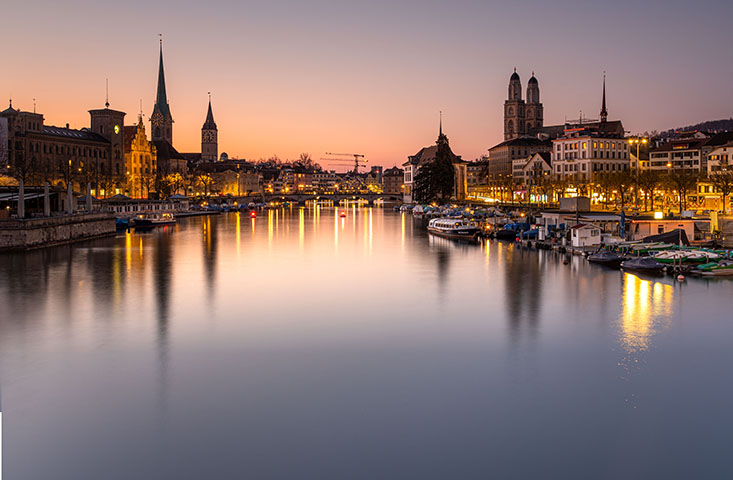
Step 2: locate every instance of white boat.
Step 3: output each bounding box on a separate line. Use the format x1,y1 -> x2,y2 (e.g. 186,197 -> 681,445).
427,218 -> 480,241
135,212 -> 176,227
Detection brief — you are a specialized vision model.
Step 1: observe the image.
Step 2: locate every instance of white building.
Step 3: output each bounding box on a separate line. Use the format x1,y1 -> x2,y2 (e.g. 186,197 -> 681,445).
512,152 -> 552,186
552,125 -> 630,181
707,141 -> 733,175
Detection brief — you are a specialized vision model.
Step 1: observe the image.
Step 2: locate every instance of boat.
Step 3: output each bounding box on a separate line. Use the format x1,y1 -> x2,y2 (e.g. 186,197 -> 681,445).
620,257 -> 666,274
134,212 -> 176,227
587,249 -> 624,268
629,242 -> 675,255
427,218 -> 480,241
115,217 -> 131,229
653,250 -> 720,264
693,260 -> 733,277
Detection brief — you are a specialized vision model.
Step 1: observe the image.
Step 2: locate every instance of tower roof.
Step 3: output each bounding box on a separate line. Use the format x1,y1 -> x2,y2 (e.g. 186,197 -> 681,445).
600,74 -> 608,123
528,73 -> 538,85
152,40 -> 172,120
203,95 -> 217,130
510,70 -> 520,81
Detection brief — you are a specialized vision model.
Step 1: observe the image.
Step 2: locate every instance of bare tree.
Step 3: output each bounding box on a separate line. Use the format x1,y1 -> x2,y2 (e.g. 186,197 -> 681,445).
664,169 -> 699,214
709,171 -> 733,214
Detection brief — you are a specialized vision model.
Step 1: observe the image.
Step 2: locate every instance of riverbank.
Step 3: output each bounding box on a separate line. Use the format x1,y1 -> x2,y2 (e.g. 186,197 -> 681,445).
0,213 -> 116,252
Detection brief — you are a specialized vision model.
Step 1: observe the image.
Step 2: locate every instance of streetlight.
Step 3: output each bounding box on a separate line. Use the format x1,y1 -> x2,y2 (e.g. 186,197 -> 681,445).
628,136 -> 648,209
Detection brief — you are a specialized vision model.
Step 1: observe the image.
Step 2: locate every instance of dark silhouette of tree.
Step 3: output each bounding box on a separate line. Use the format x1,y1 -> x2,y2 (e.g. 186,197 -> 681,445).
413,137 -> 455,203
709,171 -> 733,213
664,169 -> 699,213
637,170 -> 661,211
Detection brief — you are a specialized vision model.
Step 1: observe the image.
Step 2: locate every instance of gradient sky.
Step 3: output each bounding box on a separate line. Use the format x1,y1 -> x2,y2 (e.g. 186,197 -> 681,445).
3,0 -> 733,169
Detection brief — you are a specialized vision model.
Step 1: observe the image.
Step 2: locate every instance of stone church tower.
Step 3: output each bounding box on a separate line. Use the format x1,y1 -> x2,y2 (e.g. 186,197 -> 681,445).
201,95 -> 218,161
525,73 -> 543,132
503,70 -> 543,140
150,40 -> 174,145
504,70 -> 524,140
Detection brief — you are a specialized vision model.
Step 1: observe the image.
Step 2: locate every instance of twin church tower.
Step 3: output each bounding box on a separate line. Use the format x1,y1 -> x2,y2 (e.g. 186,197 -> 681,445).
150,40 -> 218,162
504,69 -> 544,140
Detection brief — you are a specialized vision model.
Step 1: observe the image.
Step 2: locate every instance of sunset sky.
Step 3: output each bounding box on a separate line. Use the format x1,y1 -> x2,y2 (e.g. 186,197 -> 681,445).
3,0 -> 733,169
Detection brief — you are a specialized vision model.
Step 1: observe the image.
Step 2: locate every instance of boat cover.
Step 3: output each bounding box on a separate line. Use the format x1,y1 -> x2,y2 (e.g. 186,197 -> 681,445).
642,229 -> 689,246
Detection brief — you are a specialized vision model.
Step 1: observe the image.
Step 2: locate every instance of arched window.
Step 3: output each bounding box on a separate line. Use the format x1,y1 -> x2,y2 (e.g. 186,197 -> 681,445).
507,120 -> 514,136
508,107 -> 514,116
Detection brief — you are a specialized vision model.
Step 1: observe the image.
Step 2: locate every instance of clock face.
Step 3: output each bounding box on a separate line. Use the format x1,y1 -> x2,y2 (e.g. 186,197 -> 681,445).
114,125 -> 120,134
203,131 -> 215,143
151,112 -> 163,126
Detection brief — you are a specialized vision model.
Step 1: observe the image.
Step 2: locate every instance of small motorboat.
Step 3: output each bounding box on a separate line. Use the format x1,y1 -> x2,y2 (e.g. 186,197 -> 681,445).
587,249 -> 623,268
654,250 -> 720,264
620,257 -> 666,274
427,218 -> 480,242
694,260 -> 733,277
339,211 -> 347,218
135,212 -> 176,228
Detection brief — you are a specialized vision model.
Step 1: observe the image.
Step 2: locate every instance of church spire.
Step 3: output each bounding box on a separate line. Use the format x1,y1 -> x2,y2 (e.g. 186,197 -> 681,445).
203,92 -> 217,130
600,72 -> 608,123
436,111 -> 448,145
154,35 -> 171,120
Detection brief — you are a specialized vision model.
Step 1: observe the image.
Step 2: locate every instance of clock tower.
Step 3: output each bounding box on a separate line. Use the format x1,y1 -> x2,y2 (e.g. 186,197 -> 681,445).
151,39 -> 173,144
201,95 -> 218,161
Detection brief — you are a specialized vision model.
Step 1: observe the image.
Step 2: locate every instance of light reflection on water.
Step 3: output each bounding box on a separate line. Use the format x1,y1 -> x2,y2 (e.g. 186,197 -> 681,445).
1,208 -> 732,479
620,273 -> 673,354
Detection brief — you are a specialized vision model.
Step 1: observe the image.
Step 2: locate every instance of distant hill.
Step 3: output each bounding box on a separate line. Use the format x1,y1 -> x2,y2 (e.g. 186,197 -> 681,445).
656,118 -> 733,140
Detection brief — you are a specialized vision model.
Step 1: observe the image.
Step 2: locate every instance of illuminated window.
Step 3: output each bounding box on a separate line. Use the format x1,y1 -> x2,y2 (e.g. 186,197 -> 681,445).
582,142 -> 587,149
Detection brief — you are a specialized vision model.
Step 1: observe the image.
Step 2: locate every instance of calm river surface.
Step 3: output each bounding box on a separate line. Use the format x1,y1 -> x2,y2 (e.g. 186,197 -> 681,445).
1,207 -> 732,479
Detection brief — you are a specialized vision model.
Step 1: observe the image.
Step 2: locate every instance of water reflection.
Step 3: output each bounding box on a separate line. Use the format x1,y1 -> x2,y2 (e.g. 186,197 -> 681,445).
619,273 -> 673,353
503,244 -> 542,343
2,209 -> 733,479
202,216 -> 218,296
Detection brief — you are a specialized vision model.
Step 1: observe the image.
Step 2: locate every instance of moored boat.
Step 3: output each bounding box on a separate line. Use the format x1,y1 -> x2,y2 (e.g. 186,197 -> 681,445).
653,250 -> 720,264
620,257 -> 666,274
694,260 -> 733,277
135,212 -> 176,227
587,250 -> 623,268
427,218 -> 480,241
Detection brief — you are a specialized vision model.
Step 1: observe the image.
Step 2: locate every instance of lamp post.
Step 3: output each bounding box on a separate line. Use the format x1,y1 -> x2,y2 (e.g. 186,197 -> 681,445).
628,137 -> 648,209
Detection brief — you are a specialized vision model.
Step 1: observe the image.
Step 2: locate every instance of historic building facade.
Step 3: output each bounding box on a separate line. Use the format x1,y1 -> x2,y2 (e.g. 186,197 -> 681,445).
124,116 -> 157,197
402,123 -> 467,203
1,100 -> 126,195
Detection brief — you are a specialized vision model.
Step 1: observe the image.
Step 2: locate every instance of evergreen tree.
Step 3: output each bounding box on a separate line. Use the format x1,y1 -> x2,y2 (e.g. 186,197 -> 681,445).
413,132 -> 455,203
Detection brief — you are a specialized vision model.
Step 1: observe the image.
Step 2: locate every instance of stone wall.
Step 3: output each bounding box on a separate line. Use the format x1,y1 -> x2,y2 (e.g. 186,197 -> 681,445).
0,213 -> 116,251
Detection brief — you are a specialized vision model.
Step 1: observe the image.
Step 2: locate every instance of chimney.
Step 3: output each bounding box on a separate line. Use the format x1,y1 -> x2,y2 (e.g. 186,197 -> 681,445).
66,123 -> 70,129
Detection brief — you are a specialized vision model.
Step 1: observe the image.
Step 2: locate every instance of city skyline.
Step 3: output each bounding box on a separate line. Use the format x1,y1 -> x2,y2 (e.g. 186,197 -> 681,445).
3,0 -> 733,168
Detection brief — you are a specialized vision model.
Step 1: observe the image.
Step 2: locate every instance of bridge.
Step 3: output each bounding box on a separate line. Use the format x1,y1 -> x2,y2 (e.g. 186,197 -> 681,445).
229,193 -> 403,206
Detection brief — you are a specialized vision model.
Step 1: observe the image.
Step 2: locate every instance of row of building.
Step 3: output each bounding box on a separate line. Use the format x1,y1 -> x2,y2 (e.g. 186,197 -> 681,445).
0,41 -> 217,198
401,70 -> 733,206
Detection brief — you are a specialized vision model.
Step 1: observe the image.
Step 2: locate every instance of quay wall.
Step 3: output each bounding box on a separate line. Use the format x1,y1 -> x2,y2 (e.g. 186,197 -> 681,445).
0,213 -> 116,252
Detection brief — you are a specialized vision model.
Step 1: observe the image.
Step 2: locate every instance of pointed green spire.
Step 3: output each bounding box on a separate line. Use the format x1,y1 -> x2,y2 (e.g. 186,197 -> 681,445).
154,37 -> 171,120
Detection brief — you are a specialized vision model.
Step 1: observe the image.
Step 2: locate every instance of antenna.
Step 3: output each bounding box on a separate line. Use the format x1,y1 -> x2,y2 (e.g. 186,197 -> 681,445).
33,98 -> 36,113
105,78 -> 110,108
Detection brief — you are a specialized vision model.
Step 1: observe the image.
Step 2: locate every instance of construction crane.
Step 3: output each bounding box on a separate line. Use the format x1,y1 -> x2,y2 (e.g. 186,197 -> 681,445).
321,152 -> 367,174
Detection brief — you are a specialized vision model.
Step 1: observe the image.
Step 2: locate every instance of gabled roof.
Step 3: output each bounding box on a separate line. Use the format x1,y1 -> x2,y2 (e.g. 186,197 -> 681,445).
123,125 -> 138,153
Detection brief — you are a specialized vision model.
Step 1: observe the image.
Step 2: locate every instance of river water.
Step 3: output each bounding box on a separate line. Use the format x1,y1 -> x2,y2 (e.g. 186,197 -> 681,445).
0,207 -> 731,479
